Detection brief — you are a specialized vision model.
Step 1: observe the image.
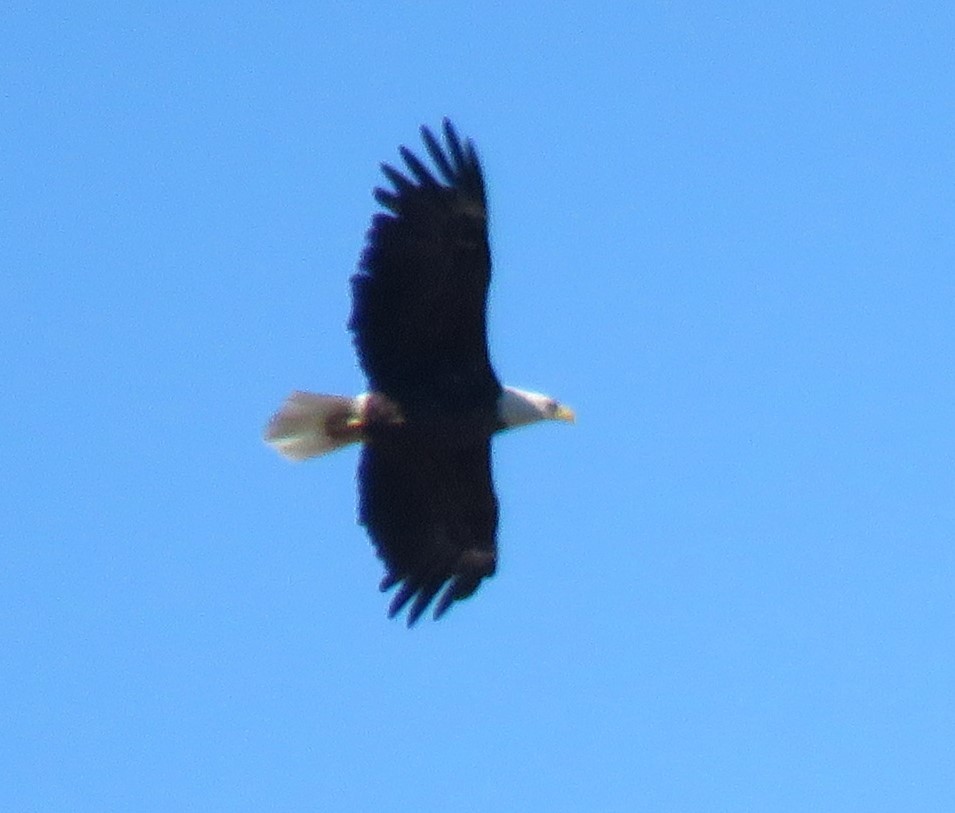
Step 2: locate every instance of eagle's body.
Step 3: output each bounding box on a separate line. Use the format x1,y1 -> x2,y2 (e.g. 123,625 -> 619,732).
265,121 -> 572,624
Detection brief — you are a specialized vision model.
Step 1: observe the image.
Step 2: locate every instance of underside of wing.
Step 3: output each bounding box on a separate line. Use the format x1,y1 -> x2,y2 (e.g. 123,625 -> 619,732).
357,436 -> 499,625
349,120 -> 500,415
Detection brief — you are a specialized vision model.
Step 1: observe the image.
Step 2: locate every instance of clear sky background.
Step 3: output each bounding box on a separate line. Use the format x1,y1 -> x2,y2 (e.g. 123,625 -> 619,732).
4,3 -> 955,810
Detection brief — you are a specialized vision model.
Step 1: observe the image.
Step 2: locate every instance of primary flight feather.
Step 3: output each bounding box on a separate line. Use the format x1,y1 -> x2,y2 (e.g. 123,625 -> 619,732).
265,120 -> 573,625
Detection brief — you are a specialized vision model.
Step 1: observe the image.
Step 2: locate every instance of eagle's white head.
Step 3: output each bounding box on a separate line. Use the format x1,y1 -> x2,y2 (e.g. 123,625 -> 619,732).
497,386 -> 575,430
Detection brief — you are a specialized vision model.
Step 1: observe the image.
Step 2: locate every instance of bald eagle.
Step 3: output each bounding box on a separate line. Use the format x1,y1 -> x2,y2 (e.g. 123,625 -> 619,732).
265,120 -> 573,625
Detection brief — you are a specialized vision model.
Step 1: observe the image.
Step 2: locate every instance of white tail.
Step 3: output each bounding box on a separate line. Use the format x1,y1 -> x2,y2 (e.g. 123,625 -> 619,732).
263,391 -> 360,461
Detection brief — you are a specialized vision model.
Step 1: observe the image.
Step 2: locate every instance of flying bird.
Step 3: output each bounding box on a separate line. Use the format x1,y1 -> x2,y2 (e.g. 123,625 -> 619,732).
264,120 -> 574,625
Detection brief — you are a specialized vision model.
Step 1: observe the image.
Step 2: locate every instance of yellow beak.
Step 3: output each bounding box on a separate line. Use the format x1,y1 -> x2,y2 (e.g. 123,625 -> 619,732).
555,404 -> 576,424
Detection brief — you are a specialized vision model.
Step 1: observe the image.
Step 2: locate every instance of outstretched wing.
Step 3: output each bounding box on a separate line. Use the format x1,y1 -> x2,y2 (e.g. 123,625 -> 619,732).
357,437 -> 498,625
349,119 -> 501,415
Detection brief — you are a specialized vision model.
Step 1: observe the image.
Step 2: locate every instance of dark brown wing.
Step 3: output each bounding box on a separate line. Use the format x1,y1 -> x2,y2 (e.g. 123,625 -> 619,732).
349,120 -> 501,415
357,436 -> 498,625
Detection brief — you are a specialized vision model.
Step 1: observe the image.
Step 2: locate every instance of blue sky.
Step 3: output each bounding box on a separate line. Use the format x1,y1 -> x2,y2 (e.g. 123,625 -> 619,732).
4,3 -> 955,810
